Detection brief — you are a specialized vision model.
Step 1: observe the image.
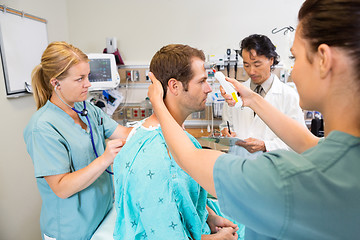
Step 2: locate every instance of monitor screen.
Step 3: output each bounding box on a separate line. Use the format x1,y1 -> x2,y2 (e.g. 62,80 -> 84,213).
87,53 -> 120,91
89,59 -> 112,82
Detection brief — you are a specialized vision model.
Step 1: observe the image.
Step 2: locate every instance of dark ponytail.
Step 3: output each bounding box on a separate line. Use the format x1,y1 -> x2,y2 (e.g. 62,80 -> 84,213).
298,0 -> 360,79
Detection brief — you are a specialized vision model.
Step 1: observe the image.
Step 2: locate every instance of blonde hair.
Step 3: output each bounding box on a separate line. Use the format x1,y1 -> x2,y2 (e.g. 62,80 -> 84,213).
31,41 -> 88,109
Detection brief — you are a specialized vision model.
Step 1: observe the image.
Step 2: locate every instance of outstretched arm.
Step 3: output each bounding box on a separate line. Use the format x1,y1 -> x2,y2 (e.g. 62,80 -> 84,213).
147,73 -> 223,197
221,78 -> 319,153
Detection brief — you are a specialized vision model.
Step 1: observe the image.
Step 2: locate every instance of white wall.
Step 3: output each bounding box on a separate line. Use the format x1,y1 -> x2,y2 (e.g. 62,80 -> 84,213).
0,1 -> 68,239
0,1 -> 304,239
67,0 -> 304,65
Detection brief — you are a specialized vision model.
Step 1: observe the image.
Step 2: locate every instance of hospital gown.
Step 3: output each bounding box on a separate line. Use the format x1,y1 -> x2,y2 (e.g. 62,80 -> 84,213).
113,124 -> 245,240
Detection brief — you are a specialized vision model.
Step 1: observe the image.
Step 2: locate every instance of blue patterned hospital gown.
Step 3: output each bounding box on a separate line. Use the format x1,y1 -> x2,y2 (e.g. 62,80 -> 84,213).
113,124 -> 244,240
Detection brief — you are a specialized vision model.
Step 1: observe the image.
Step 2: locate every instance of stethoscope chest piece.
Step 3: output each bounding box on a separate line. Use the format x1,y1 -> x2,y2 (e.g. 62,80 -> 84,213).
81,109 -> 88,116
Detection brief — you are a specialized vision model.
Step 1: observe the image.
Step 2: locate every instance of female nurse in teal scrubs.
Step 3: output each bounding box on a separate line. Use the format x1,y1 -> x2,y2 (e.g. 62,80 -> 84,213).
24,42 -> 131,240
147,0 -> 360,239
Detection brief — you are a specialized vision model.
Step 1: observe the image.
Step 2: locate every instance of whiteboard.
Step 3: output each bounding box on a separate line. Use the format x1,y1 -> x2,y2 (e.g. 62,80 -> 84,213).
0,6 -> 48,97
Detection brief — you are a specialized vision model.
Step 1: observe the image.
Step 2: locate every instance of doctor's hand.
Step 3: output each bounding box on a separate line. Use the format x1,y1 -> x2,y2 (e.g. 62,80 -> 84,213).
220,77 -> 255,107
221,128 -> 236,137
102,139 -> 126,165
236,137 -> 266,153
147,72 -> 164,106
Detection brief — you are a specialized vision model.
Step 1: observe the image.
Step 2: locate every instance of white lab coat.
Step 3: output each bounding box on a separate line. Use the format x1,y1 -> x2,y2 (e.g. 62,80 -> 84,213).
220,75 -> 306,152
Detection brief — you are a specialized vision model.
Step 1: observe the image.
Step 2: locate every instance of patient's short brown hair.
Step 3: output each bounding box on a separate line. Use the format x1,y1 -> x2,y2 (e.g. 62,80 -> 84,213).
150,44 -> 205,98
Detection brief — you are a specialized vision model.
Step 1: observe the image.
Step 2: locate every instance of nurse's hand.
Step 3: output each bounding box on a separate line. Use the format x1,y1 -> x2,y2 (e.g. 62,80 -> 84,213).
207,212 -> 238,234
220,86 -> 236,107
236,137 -> 266,153
202,227 -> 238,239
220,77 -> 255,107
102,139 -> 126,165
147,72 -> 164,106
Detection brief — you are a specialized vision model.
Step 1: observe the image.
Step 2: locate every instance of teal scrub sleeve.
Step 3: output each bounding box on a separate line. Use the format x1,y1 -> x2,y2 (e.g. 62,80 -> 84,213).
28,127 -> 73,178
213,153 -> 288,238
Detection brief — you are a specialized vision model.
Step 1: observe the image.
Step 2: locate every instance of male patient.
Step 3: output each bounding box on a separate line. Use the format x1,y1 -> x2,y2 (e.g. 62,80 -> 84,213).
113,44 -> 244,240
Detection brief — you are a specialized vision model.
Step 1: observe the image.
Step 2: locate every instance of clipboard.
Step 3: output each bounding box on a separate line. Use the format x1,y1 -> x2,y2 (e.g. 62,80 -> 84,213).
199,137 -> 246,147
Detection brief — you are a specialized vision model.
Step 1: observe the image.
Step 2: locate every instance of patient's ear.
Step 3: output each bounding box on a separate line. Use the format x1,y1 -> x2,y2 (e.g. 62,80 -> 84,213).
167,78 -> 182,96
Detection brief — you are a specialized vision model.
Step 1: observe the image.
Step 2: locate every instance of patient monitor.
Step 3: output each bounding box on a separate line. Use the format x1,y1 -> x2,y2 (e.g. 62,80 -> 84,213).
87,53 -> 120,91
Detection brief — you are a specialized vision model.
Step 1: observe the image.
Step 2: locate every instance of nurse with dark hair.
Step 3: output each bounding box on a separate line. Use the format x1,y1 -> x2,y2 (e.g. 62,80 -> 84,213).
148,0 -> 360,239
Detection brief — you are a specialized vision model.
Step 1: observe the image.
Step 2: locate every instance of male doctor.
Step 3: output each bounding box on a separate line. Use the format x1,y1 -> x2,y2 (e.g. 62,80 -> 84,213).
220,34 -> 306,157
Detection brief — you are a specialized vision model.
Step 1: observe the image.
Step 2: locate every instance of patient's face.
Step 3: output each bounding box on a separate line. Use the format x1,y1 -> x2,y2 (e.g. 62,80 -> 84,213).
179,57 -> 212,113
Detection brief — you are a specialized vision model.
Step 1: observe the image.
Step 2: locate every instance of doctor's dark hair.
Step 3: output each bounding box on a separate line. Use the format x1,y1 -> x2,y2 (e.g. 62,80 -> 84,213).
31,41 -> 88,109
298,0 -> 360,80
240,34 -> 279,70
149,44 -> 205,98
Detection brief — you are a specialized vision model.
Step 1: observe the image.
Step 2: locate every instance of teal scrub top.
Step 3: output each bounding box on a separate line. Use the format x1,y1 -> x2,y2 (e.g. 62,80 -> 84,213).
113,125 -> 245,240
24,101 -> 118,240
214,131 -> 360,240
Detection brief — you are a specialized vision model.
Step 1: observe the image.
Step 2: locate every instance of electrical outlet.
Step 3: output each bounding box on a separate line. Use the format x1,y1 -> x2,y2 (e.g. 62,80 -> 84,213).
133,70 -> 140,81
132,108 -> 140,118
145,69 -> 150,82
140,108 -> 146,118
126,108 -> 132,118
126,70 -> 133,81
118,109 -> 124,119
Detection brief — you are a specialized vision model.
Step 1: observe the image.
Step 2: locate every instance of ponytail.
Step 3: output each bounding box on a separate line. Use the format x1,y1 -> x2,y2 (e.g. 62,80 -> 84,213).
31,64 -> 52,109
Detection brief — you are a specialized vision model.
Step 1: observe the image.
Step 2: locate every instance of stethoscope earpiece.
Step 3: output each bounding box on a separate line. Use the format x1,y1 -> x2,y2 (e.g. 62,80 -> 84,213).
54,81 -> 60,90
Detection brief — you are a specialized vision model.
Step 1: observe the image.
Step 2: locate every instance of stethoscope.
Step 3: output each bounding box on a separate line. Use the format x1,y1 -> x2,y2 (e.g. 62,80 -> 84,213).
54,83 -> 113,175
